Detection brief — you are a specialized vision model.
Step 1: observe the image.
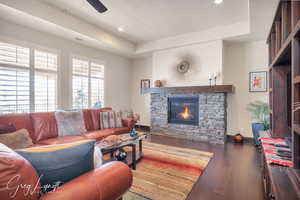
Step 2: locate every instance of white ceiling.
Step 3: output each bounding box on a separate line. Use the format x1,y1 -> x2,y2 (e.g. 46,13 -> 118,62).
40,0 -> 249,43
0,0 -> 278,57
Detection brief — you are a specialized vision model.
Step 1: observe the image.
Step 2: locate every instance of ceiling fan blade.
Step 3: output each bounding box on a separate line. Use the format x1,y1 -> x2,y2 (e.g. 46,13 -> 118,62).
87,0 -> 108,13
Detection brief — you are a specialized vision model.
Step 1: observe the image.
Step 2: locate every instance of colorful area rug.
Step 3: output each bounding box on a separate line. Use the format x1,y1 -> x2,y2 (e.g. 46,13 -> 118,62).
124,142 -> 213,200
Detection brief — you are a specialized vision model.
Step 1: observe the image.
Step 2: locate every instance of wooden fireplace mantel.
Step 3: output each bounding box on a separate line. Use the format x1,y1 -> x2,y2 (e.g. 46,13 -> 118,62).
141,85 -> 234,94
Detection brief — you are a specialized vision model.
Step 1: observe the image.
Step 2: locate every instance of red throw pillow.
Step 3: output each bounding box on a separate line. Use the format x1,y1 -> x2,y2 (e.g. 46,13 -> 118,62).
0,123 -> 16,134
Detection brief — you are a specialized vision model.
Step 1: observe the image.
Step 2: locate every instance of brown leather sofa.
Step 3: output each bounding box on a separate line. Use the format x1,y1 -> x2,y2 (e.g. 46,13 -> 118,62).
0,108 -> 135,200
0,143 -> 132,200
0,108 -> 135,145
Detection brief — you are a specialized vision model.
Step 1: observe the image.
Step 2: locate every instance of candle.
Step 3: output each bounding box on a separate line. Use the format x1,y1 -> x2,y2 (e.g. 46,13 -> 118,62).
208,74 -> 212,80
214,72 -> 218,78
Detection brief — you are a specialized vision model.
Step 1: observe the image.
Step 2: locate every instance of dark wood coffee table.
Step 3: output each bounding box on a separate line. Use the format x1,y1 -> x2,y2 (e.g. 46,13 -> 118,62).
96,132 -> 146,170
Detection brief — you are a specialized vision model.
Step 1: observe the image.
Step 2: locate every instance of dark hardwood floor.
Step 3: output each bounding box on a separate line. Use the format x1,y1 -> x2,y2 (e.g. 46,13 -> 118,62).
147,134 -> 264,200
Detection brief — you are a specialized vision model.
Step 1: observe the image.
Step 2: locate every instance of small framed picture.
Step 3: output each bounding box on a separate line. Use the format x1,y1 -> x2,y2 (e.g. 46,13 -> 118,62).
249,71 -> 267,92
141,79 -> 150,89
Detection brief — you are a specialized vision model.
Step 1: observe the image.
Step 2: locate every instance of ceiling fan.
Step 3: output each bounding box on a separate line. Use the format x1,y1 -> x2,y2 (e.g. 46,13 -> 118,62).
87,0 -> 108,13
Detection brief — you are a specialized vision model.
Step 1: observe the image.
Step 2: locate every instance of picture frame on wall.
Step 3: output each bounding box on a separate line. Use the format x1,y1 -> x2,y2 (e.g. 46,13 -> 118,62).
249,71 -> 267,92
141,79 -> 150,90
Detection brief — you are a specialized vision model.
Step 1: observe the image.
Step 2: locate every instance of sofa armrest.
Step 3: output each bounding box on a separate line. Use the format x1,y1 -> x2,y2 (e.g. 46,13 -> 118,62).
122,118 -> 136,129
41,161 -> 132,200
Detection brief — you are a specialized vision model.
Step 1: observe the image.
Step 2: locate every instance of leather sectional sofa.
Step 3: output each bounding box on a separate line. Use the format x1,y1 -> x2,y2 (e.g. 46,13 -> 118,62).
0,107 -> 135,145
0,108 -> 135,200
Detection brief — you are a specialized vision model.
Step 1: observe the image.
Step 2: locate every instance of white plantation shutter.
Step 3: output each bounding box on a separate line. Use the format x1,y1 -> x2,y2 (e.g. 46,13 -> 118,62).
0,42 -> 30,67
72,58 -> 104,109
34,50 -> 58,112
0,66 -> 30,113
0,42 -> 30,114
90,62 -> 104,107
72,59 -> 89,109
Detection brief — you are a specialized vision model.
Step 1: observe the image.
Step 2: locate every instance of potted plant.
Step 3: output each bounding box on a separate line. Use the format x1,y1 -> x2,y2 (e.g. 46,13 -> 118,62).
247,101 -> 270,146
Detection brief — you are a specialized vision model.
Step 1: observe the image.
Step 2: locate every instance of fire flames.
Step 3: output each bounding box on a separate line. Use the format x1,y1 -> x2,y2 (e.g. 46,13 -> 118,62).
180,106 -> 191,120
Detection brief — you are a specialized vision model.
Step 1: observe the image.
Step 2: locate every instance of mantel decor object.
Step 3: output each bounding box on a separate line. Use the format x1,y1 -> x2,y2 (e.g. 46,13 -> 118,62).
213,72 -> 218,86
208,74 -> 212,87
177,61 -> 190,74
154,80 -> 162,87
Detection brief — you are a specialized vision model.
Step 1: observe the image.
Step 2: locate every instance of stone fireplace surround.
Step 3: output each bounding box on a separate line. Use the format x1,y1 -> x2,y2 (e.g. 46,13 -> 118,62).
151,93 -> 226,144
148,86 -> 231,144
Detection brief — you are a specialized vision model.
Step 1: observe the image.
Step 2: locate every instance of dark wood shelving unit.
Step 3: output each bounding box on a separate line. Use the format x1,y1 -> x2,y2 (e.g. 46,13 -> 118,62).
266,1 -> 300,199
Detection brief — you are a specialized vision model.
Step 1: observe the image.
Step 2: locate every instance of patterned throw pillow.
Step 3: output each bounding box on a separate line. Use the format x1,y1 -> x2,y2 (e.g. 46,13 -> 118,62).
55,111 -> 87,136
108,111 -> 116,128
100,111 -> 123,129
100,111 -> 110,129
115,111 -> 123,128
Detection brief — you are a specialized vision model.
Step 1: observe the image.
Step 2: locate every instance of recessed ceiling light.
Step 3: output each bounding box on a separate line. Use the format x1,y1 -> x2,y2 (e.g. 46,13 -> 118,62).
75,37 -> 83,41
214,0 -> 223,4
118,27 -> 124,32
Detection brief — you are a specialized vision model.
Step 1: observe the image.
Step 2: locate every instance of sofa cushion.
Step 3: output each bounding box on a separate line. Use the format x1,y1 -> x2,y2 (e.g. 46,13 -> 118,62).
107,127 -> 131,135
90,108 -> 112,130
0,143 -> 40,200
16,140 -> 95,193
30,112 -> 58,142
0,113 -> 34,140
0,129 -> 33,149
83,130 -> 114,141
36,135 -> 86,145
55,111 -> 87,136
0,123 -> 16,134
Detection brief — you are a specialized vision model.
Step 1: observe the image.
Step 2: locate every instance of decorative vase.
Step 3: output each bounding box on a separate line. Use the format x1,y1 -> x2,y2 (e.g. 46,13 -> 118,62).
233,134 -> 244,144
251,123 -> 266,146
130,128 -> 138,137
154,80 -> 162,87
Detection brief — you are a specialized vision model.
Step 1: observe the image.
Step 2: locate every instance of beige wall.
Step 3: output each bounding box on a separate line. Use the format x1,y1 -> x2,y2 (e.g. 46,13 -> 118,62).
223,40 -> 269,137
131,40 -> 269,139
152,40 -> 224,86
0,19 -> 131,110
130,57 -> 152,126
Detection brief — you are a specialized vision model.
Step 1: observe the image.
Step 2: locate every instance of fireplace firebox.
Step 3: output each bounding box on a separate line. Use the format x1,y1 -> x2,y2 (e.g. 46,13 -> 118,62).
168,97 -> 199,125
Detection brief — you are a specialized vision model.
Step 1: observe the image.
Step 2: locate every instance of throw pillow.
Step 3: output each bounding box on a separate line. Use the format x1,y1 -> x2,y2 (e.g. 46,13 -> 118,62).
115,111 -> 123,128
100,111 -> 123,129
0,129 -> 33,149
16,139 -> 95,193
109,111 -> 116,128
0,123 -> 16,134
55,110 -> 87,136
100,111 -> 110,129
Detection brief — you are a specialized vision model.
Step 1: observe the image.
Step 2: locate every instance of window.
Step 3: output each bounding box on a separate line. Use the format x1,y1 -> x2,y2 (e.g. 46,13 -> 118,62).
72,58 -> 104,109
0,42 -> 30,113
34,50 -> 58,112
0,42 -> 58,114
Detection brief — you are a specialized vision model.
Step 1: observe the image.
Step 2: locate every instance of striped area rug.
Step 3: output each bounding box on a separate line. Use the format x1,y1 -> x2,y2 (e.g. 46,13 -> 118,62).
124,142 -> 213,200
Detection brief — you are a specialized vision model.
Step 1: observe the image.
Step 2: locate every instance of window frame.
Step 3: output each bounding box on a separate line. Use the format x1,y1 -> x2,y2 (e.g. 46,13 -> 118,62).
0,37 -> 60,114
71,55 -> 105,109
33,48 -> 59,112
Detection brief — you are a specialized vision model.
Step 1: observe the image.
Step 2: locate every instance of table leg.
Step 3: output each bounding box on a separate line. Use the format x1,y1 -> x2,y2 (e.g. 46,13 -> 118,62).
139,140 -> 143,158
132,144 -> 136,170
110,151 -> 114,160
